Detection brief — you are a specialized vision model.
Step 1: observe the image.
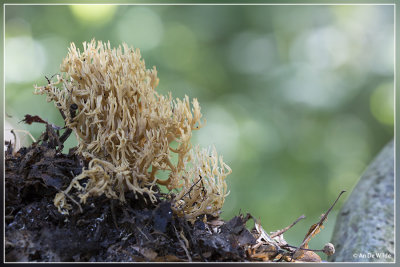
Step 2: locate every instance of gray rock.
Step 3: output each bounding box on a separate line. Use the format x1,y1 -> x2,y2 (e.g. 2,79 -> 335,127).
328,140 -> 394,262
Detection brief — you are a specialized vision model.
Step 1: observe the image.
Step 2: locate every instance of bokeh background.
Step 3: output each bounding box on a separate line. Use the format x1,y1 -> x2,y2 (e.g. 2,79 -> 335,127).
4,4 -> 394,258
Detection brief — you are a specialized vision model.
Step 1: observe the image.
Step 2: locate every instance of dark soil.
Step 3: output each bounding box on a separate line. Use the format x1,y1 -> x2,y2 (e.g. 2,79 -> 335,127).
4,123 -> 329,262
4,124 -> 258,262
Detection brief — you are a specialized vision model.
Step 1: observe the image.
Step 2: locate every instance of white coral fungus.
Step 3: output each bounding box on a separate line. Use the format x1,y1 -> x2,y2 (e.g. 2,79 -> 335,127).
34,40 -> 231,220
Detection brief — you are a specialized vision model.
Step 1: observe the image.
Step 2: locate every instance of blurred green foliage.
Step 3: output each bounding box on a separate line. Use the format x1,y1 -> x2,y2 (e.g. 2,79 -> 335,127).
5,4 -> 394,257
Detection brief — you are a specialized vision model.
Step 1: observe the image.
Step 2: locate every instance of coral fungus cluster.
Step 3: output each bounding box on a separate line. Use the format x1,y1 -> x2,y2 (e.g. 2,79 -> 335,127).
34,40 -> 231,220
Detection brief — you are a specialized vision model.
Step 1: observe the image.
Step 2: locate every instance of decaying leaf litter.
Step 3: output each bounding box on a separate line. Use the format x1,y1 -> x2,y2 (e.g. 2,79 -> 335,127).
5,40 -> 345,262
5,117 -> 344,262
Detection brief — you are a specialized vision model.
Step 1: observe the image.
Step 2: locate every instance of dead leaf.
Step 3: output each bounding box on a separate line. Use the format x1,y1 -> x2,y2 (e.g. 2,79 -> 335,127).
132,246 -> 158,261
20,114 -> 47,125
294,250 -> 321,262
302,221 -> 325,249
155,255 -> 185,262
250,244 -> 278,261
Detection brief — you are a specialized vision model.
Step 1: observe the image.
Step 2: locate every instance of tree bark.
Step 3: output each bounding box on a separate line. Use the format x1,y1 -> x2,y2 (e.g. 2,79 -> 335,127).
328,140 -> 394,262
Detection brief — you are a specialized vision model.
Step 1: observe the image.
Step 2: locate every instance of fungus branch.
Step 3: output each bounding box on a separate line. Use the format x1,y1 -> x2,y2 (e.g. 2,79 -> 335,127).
34,39 -> 231,220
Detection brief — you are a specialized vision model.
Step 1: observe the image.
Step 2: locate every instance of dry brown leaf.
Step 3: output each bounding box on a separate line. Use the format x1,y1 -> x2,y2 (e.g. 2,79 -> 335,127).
21,114 -> 47,125
132,246 -> 158,261
294,250 -> 322,262
251,252 -> 274,262
155,255 -> 185,262
302,221 -> 325,249
250,243 -> 278,261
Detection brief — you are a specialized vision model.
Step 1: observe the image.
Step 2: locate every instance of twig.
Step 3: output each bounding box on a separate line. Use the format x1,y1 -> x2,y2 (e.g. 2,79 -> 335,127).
173,225 -> 192,262
136,226 -> 150,241
8,129 -> 37,143
182,217 -> 205,261
270,215 -> 305,238
45,73 -> 59,85
59,129 -> 72,144
293,190 -> 346,257
10,129 -> 18,155
110,199 -> 119,230
58,189 -> 83,214
284,244 -> 324,252
255,219 -> 276,244
59,104 -> 78,144
302,190 -> 346,245
180,175 -> 203,201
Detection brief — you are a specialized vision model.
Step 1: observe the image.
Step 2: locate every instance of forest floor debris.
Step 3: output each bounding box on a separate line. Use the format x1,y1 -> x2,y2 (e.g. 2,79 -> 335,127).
5,119 -> 344,262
